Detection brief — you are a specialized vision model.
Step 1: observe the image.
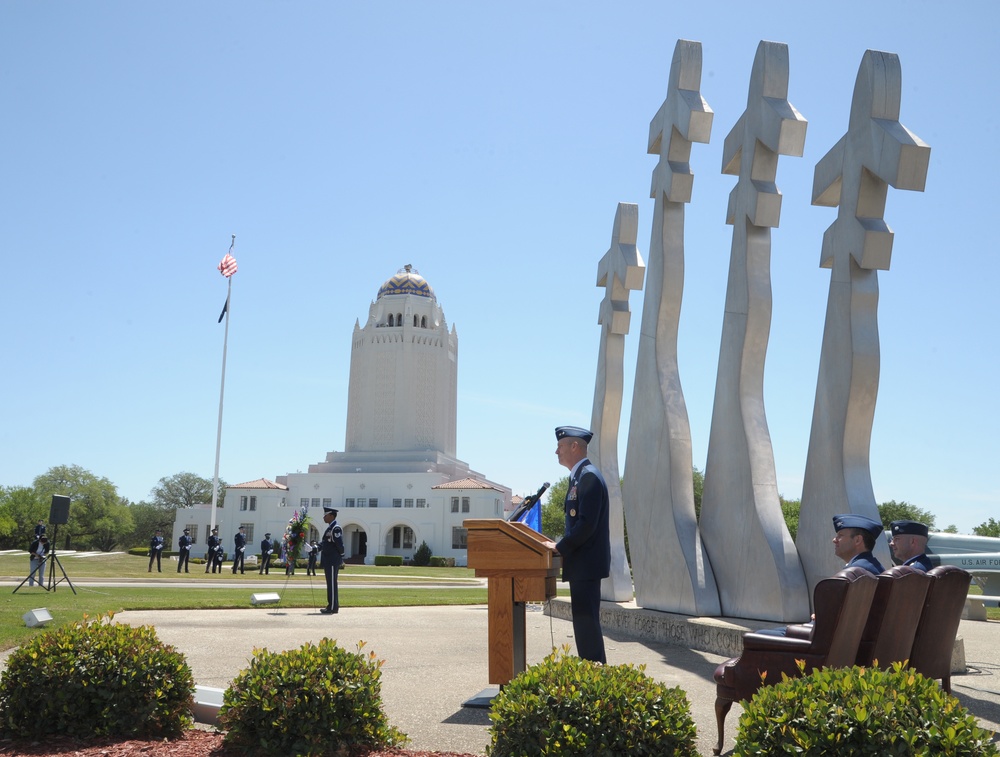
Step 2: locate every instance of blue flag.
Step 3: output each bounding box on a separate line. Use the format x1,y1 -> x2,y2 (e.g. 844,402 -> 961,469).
521,501 -> 541,533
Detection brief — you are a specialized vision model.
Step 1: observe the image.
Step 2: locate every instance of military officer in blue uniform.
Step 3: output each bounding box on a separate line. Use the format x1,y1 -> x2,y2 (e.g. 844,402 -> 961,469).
232,526 -> 247,574
259,533 -> 274,575
205,527 -> 221,573
889,520 -> 933,572
176,528 -> 192,573
320,507 -> 345,614
552,426 -> 610,663
147,529 -> 165,573
832,514 -> 885,575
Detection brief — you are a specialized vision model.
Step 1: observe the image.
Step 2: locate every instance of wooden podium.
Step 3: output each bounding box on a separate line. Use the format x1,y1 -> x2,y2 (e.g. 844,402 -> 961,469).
464,518 -> 561,686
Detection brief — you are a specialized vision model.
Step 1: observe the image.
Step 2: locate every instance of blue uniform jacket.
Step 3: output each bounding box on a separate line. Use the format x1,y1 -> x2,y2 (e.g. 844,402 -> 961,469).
847,551 -> 884,575
555,459 -> 610,582
904,553 -> 933,572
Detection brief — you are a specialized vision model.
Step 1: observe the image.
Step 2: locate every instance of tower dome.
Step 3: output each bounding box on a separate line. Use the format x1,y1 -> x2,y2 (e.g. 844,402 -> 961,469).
377,264 -> 435,299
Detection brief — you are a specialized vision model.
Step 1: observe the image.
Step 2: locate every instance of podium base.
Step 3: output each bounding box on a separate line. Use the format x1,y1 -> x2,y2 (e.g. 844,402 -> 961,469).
461,686 -> 500,709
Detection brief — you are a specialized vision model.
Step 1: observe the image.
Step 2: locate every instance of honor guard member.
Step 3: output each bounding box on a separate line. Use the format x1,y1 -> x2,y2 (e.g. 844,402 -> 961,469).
34,520 -> 46,539
148,529 -> 165,573
832,514 -> 885,575
889,520 -> 933,572
177,528 -> 193,573
552,426 -> 611,664
306,540 -> 319,576
205,527 -> 221,573
259,533 -> 274,575
232,526 -> 247,574
320,507 -> 346,614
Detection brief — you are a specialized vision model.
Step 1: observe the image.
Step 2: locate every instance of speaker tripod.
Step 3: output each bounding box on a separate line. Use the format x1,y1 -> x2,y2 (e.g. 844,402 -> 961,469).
44,524 -> 76,593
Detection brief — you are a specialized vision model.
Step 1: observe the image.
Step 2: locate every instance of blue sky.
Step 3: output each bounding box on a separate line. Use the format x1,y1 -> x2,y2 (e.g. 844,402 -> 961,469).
2,2 -> 997,534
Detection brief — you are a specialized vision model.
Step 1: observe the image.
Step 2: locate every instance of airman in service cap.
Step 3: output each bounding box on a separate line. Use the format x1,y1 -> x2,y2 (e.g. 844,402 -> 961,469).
832,513 -> 883,538
890,520 -> 929,538
555,426 -> 593,444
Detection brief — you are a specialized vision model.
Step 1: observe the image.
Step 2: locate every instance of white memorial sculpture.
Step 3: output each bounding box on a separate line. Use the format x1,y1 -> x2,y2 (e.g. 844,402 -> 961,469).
622,40 -> 721,615
590,202 -> 644,602
796,50 -> 930,593
700,41 -> 810,621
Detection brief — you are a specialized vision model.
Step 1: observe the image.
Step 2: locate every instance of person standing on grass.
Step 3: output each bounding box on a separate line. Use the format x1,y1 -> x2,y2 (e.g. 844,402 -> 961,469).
148,529 -> 165,573
320,507 -> 345,614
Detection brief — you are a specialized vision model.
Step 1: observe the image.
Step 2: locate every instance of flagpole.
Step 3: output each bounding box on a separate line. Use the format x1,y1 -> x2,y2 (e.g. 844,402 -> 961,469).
210,235 -> 236,532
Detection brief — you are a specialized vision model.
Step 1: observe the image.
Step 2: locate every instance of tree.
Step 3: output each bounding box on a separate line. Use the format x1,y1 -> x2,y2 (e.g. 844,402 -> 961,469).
150,472 -> 224,510
973,518 -> 1000,538
877,500 -> 936,530
780,497 -> 801,540
123,501 -> 179,549
32,465 -> 133,551
692,467 -> 704,519
0,486 -> 43,549
541,477 -> 569,539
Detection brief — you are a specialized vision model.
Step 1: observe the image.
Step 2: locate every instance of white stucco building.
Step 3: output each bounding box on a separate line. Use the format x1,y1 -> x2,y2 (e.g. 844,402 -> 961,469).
175,265 -> 511,564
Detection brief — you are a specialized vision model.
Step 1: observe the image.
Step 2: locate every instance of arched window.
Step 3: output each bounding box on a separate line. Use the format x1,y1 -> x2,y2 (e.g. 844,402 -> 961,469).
397,312 -> 402,325
387,314 -> 394,326
421,315 -> 427,328
413,314 -> 419,327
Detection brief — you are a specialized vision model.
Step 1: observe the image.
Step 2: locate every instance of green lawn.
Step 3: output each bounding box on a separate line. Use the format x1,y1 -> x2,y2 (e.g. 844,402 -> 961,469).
0,551 -> 487,652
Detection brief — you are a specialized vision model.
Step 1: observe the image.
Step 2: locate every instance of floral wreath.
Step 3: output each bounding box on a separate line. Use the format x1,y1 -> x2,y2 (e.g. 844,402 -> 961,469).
282,506 -> 311,564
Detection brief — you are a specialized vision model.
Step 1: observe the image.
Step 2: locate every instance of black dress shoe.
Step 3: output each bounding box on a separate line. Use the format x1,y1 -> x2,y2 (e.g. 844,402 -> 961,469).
320,607 -> 334,614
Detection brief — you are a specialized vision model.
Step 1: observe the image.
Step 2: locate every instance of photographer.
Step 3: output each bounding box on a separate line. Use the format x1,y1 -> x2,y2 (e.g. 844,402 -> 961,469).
28,535 -> 49,588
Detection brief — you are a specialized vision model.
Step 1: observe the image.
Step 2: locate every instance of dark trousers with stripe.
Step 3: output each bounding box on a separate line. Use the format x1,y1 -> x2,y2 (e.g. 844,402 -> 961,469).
569,578 -> 606,663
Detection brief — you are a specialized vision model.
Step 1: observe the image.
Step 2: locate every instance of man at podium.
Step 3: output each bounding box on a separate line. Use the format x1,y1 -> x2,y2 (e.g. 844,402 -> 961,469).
552,425 -> 610,664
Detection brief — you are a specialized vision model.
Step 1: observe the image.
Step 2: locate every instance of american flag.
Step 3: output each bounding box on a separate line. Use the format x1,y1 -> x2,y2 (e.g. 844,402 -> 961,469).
218,252 -> 238,278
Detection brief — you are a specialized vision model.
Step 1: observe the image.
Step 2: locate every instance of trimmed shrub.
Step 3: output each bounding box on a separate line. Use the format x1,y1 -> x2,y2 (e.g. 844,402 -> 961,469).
0,612 -> 194,739
429,556 -> 455,567
734,662 -> 999,756
374,554 -> 403,566
488,647 -> 697,756
219,638 -> 405,755
412,540 -> 432,566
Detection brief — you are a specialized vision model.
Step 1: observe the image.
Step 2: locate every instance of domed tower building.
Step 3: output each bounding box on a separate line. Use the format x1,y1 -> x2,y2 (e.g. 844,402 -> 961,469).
178,265 -> 512,566
345,264 -> 458,459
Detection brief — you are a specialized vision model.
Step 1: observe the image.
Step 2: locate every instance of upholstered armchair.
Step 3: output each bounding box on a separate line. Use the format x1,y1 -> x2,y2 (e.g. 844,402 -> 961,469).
855,564 -> 931,667
908,565 -> 972,692
711,566 -> 878,755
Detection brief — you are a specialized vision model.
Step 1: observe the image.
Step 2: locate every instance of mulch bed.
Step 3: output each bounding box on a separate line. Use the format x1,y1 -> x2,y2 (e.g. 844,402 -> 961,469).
0,732 -> 481,757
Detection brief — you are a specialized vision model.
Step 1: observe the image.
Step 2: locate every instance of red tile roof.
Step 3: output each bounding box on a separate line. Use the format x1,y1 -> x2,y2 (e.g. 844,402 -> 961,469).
229,478 -> 288,490
431,477 -> 504,492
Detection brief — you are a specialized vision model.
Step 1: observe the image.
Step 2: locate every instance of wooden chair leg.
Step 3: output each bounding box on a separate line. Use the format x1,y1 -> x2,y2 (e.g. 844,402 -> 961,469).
714,696 -> 733,755
942,674 -> 951,694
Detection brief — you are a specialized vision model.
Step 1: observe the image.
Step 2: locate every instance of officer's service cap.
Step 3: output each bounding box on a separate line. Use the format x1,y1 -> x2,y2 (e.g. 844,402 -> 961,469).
324,506 -> 339,515
264,533 -> 271,538
555,426 -> 593,443
890,520 -> 929,538
832,513 -> 883,538
183,528 -> 190,533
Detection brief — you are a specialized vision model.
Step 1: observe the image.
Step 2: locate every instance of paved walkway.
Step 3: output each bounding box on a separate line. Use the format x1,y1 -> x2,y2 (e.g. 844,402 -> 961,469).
104,604 -> 1000,756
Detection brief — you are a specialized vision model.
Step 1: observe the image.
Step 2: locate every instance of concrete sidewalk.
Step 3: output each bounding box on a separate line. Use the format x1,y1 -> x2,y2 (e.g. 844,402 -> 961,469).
109,604 -> 1000,756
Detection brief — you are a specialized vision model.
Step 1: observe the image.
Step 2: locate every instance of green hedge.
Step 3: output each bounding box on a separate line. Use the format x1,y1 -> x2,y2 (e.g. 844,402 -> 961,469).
735,662 -> 998,756
0,613 -> 194,739
489,647 -> 697,755
374,555 -> 403,566
219,639 -> 405,755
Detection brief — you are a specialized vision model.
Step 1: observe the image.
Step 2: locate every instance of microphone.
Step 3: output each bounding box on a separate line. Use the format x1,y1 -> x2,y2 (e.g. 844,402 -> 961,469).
507,482 -> 550,522
523,482 -> 550,507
